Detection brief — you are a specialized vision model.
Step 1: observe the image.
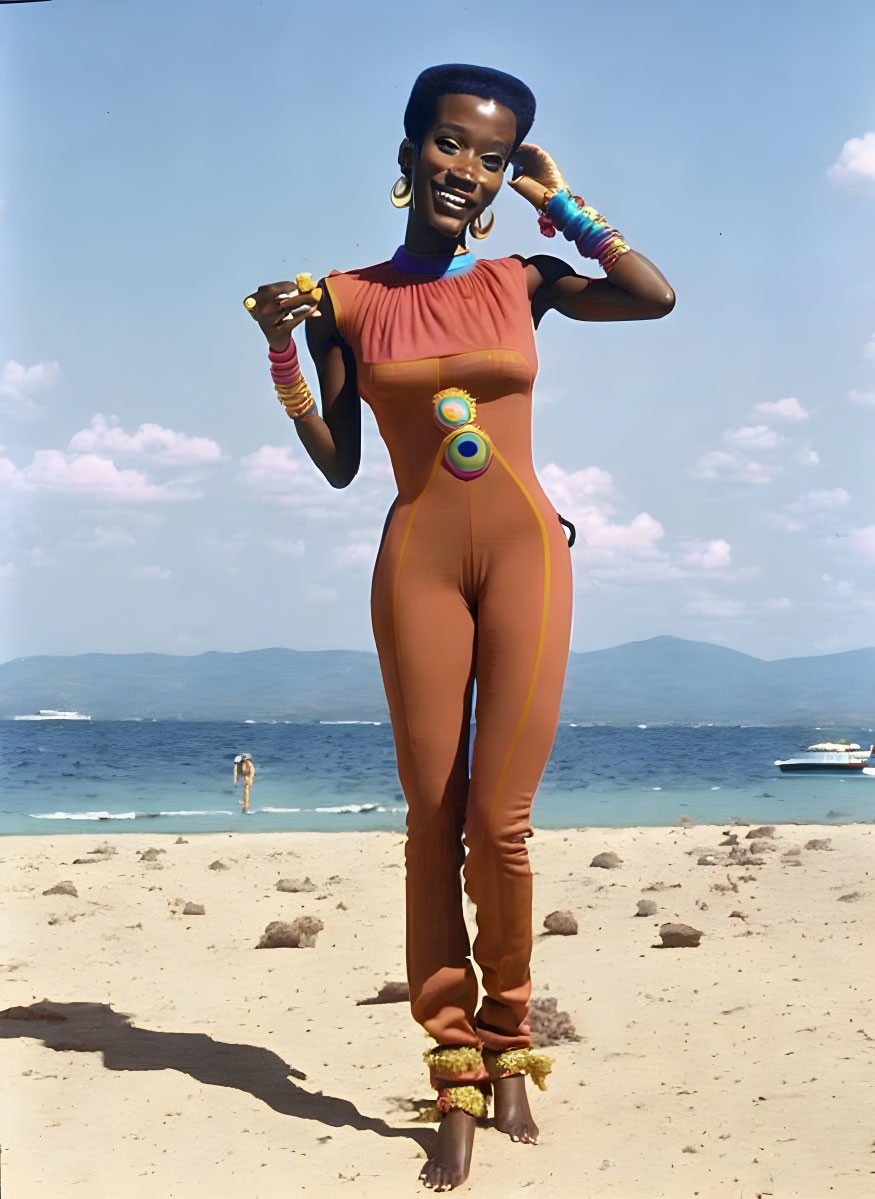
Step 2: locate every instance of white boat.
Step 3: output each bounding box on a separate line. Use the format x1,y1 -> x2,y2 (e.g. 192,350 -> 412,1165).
13,709 -> 92,721
775,741 -> 873,773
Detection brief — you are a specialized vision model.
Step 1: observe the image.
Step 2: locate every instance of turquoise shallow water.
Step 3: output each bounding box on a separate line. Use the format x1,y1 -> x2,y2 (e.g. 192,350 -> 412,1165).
1,721 -> 873,836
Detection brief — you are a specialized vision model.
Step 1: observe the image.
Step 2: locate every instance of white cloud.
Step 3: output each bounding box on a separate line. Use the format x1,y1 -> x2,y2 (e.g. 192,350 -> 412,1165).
24,547 -> 53,569
81,525 -> 137,549
238,443 -> 393,520
722,424 -> 781,452
331,540 -> 378,570
131,565 -> 171,581
848,389 -> 875,407
538,463 -> 614,503
682,539 -> 731,570
0,562 -> 16,581
0,359 -> 60,410
785,488 -> 850,516
763,597 -> 792,612
752,397 -> 808,422
819,574 -> 875,614
267,538 -> 306,558
240,445 -> 328,495
0,456 -> 18,487
794,443 -> 820,467
684,594 -> 746,619
846,525 -> 875,563
863,333 -> 875,362
827,131 -> 875,183
691,450 -> 771,485
69,414 -> 223,465
0,450 -> 199,501
539,463 -> 664,557
305,582 -> 337,603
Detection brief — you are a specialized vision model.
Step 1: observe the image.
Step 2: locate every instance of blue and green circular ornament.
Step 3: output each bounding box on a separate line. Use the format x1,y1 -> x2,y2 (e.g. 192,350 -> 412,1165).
443,428 -> 492,479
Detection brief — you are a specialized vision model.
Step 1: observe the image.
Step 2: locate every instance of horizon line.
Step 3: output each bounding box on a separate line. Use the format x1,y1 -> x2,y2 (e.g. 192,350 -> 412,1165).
3,634 -> 874,669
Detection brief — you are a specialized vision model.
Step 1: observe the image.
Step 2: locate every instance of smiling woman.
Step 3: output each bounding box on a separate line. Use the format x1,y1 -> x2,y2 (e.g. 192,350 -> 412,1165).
243,62 -> 674,1192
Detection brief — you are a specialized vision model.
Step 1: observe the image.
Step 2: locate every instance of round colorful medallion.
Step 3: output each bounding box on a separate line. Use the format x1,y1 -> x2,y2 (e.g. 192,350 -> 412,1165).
443,428 -> 492,479
433,388 -> 476,431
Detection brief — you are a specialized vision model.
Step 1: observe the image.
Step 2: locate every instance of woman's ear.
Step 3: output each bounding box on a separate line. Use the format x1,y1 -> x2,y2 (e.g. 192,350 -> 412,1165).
397,137 -> 415,176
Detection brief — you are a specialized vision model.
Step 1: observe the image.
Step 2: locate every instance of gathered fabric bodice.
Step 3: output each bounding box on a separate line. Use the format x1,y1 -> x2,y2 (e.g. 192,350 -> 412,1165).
323,256 -> 541,502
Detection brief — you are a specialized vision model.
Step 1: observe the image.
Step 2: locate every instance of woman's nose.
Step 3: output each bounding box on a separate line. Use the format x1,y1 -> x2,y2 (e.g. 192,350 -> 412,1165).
449,158 -> 483,188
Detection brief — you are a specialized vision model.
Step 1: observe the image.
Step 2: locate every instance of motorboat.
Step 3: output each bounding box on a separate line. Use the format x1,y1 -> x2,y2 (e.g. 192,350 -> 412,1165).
13,709 -> 92,721
775,741 -> 874,773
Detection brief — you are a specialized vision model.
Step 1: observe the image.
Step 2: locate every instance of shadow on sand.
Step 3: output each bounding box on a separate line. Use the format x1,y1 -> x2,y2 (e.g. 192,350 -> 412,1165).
1,998 -> 436,1152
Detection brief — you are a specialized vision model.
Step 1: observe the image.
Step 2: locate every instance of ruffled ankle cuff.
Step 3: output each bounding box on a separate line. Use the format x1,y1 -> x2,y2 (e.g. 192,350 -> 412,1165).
492,1048 -> 555,1090
424,1045 -> 491,1088
436,1084 -> 490,1118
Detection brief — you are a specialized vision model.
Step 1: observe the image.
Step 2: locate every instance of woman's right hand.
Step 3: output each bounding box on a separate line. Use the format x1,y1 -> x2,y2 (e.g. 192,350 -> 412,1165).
243,280 -> 323,352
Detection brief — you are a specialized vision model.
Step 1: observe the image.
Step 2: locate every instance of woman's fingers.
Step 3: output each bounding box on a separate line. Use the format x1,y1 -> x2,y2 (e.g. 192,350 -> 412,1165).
277,291 -> 322,325
244,280 -> 323,336
508,173 -> 550,209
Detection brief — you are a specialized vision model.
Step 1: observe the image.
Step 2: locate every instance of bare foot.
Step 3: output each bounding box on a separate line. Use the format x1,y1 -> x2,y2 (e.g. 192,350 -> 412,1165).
482,1048 -> 540,1144
419,1106 -> 476,1191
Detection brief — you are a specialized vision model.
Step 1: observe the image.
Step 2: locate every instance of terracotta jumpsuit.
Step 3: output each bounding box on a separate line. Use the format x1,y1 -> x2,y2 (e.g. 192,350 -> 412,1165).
324,256 -> 573,1055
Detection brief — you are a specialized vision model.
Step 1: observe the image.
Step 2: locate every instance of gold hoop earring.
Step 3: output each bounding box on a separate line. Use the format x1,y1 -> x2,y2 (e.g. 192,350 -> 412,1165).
469,208 -> 494,239
390,175 -> 412,209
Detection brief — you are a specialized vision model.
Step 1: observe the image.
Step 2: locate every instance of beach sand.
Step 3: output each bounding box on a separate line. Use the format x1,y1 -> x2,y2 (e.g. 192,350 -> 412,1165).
1,823 -> 872,1198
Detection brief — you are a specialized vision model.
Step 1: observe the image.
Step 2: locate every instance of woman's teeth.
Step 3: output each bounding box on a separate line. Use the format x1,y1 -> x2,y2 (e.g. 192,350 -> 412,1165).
434,189 -> 468,210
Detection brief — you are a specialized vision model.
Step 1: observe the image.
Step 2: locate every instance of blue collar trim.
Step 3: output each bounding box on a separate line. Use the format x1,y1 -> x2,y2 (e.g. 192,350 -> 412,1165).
390,245 -> 477,278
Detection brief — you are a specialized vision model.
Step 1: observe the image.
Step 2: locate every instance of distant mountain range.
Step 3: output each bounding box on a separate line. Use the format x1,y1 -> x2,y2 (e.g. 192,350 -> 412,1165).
1,637 -> 872,724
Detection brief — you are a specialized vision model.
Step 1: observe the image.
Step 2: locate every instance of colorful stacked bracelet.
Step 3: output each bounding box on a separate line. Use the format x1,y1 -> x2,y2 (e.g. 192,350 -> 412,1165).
539,188 -> 630,274
268,338 -> 316,422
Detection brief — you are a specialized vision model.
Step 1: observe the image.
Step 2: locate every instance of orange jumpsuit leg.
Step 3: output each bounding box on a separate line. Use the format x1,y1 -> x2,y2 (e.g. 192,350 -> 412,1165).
462,461 -> 573,1052
371,482 -> 481,1048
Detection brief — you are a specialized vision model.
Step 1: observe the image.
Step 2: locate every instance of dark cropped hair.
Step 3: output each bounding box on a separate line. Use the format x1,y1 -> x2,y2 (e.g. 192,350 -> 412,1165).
403,64 -> 536,156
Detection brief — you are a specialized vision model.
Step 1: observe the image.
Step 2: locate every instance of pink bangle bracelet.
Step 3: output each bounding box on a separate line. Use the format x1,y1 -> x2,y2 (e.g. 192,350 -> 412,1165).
269,338 -> 301,385
271,366 -> 301,384
268,338 -> 298,362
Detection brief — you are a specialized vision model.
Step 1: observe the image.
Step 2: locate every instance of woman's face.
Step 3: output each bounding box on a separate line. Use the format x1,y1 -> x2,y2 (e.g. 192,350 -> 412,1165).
408,92 -> 517,239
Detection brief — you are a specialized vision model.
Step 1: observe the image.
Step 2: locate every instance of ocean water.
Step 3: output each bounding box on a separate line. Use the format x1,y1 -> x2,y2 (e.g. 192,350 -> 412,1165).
0,721 -> 873,837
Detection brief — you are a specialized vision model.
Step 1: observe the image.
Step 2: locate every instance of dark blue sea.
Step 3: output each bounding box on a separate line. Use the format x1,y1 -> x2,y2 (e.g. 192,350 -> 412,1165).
1,721 -> 873,836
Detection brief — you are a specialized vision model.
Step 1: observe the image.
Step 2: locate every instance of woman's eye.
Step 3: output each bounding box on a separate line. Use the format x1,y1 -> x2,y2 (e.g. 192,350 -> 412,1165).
436,138 -> 459,153
482,156 -> 503,172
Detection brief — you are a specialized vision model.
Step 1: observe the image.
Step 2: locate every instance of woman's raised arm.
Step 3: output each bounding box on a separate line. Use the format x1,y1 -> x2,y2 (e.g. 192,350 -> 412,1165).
509,144 -> 675,324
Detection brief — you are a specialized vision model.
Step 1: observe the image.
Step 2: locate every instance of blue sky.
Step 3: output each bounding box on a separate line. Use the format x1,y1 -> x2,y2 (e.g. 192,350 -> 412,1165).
1,0 -> 874,661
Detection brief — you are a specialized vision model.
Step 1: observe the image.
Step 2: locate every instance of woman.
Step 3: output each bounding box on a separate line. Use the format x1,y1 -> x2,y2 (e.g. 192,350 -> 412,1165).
245,64 -> 673,1191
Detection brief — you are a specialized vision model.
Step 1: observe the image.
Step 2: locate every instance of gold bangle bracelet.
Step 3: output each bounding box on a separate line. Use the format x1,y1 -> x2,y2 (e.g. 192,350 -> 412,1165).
274,379 -> 312,396
277,398 -> 314,413
283,398 -> 316,421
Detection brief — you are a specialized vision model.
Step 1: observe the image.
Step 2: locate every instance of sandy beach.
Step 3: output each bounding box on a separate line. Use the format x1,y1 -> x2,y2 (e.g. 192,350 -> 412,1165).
1,823 -> 872,1198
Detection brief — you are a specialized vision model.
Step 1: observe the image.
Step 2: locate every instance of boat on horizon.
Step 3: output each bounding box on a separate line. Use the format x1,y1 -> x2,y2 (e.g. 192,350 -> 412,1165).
775,739 -> 874,773
13,709 -> 92,721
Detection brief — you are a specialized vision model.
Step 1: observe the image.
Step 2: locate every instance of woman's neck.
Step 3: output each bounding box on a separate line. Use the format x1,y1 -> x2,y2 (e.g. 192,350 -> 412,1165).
403,211 -> 467,257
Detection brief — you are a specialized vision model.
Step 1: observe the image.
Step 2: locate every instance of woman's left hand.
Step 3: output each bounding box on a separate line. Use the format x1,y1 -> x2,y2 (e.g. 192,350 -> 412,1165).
507,143 -> 570,211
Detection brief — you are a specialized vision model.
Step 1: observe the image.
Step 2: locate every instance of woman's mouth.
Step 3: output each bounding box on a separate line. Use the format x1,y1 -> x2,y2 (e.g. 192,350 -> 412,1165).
431,182 -> 474,215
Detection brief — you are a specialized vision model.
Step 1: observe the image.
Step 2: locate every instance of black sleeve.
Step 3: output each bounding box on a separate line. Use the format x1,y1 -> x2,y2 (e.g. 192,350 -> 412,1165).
520,254 -> 580,329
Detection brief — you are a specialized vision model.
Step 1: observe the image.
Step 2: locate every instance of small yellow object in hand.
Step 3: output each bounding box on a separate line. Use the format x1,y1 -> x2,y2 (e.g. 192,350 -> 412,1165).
295,272 -> 315,294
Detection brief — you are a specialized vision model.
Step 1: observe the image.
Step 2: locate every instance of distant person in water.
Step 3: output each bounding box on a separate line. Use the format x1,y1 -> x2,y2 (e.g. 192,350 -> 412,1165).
233,754 -> 255,814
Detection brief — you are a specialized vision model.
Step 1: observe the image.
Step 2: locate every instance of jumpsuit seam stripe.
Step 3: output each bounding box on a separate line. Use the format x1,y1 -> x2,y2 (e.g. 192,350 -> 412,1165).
391,445 -> 449,755
364,347 -> 535,370
322,276 -> 343,339
483,447 -> 552,829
